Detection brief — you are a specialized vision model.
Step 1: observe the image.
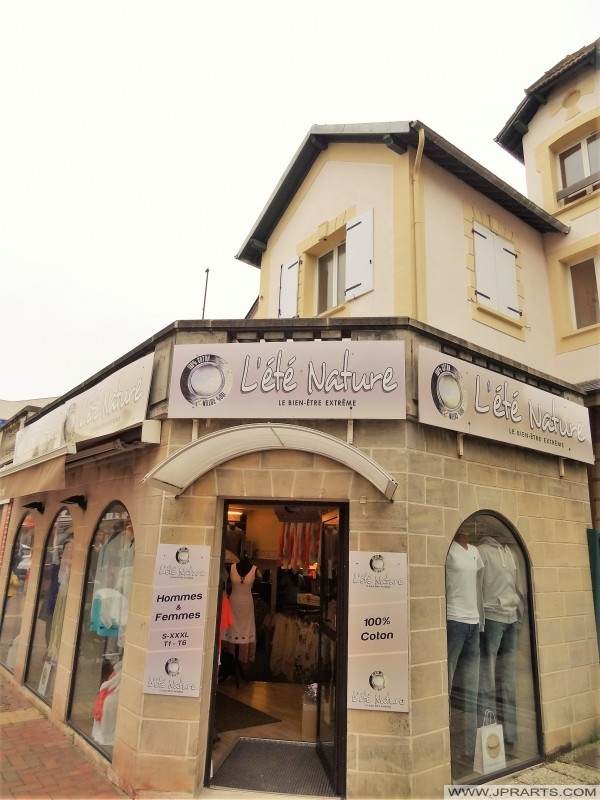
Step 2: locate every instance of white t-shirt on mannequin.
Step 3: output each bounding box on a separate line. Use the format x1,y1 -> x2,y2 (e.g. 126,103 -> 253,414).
445,540 -> 484,628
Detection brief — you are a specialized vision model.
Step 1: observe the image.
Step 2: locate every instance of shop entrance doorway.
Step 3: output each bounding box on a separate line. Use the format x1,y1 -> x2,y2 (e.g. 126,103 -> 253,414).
207,500 -> 346,797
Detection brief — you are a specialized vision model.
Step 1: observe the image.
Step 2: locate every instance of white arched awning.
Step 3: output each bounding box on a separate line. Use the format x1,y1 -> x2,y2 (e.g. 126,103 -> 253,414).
142,423 -> 398,501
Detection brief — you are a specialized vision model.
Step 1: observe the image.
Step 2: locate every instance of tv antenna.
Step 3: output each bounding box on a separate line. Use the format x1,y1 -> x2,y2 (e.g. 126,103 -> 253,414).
202,268 -> 209,320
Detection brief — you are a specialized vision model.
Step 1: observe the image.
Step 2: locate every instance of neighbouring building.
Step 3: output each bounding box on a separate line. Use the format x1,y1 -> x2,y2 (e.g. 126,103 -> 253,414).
0,40 -> 598,799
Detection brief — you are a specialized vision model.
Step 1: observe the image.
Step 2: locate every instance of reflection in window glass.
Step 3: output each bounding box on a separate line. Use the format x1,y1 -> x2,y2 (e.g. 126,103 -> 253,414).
0,514 -> 35,671
69,504 -> 134,759
445,513 -> 540,783
25,509 -> 74,703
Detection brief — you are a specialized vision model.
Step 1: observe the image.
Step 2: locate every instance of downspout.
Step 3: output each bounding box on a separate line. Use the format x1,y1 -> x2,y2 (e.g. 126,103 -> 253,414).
412,126 -> 426,319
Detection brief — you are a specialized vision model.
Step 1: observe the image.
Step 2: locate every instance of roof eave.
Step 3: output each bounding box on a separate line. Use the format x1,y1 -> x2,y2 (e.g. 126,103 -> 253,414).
236,120 -> 568,266
495,39 -> 599,162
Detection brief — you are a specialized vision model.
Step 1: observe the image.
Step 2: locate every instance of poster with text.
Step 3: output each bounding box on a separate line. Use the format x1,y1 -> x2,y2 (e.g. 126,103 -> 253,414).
347,551 -> 408,712
143,544 -> 211,697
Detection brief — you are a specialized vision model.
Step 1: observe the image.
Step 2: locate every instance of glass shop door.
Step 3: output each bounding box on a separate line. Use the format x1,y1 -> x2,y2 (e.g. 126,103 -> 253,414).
316,505 -> 347,796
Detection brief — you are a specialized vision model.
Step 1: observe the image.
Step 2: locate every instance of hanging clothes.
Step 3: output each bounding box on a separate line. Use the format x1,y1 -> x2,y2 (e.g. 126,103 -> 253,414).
278,522 -> 321,571
268,612 -> 319,683
92,661 -> 122,746
90,529 -> 134,646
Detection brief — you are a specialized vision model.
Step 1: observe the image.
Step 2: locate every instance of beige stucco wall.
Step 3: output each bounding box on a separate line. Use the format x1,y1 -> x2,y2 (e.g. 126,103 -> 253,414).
258,143 -> 400,319
420,159 -> 564,374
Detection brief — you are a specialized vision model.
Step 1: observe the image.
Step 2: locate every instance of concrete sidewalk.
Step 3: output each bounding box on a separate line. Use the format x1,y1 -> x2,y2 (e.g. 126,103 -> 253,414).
1,668 -> 598,798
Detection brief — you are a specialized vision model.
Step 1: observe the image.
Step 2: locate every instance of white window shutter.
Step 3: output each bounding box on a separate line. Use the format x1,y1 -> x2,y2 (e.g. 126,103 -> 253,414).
494,236 -> 521,320
473,221 -> 498,310
345,208 -> 373,301
278,257 -> 299,318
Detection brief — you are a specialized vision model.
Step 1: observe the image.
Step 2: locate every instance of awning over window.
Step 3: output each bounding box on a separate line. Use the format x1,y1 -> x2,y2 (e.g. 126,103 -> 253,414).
142,423 -> 398,500
0,450 -> 68,501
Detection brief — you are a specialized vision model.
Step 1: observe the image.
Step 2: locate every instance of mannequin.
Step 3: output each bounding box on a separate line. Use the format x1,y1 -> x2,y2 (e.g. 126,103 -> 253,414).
222,555 -> 260,667
445,530 -> 484,758
477,535 -> 523,752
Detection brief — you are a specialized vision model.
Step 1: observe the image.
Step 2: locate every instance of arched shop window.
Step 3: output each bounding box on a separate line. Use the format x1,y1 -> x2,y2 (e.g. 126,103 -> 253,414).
0,513 -> 36,671
25,509 -> 74,703
69,503 -> 134,759
445,512 -> 540,783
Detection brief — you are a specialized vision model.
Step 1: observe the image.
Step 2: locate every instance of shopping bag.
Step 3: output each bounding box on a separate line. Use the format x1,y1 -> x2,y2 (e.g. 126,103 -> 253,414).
473,710 -> 506,774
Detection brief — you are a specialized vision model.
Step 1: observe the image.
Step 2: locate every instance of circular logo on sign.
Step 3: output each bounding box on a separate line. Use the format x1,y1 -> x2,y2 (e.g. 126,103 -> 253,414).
165,658 -> 181,677
175,547 -> 190,565
369,555 -> 385,573
180,354 -> 232,407
369,671 -> 386,690
431,364 -> 467,420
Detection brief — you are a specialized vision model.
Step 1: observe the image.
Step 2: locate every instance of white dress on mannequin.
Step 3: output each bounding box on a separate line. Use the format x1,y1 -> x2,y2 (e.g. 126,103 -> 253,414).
222,561 -> 257,664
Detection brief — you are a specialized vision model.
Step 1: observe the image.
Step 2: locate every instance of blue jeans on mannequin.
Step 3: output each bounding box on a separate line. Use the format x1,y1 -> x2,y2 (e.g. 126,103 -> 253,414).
478,619 -> 518,745
447,620 -> 480,756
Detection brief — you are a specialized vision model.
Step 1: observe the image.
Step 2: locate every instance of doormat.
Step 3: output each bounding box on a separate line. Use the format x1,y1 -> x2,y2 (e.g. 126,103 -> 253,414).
215,693 -> 280,733
211,737 -> 336,796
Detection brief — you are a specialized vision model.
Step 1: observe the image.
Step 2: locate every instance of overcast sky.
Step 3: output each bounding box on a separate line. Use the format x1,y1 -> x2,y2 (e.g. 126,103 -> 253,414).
1,1 -> 596,401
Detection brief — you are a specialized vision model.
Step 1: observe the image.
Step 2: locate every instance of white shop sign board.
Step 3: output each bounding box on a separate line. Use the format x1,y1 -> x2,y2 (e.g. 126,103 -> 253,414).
347,551 -> 408,712
143,544 -> 211,697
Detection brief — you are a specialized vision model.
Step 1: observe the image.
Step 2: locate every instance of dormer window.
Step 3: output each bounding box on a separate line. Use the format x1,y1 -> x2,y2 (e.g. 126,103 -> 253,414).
557,132 -> 600,204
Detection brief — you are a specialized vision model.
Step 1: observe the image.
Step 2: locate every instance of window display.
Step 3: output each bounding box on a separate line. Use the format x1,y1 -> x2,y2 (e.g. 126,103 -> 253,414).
0,514 -> 35,671
446,513 -> 540,783
445,530 -> 484,760
68,503 -> 134,759
25,509 -> 74,702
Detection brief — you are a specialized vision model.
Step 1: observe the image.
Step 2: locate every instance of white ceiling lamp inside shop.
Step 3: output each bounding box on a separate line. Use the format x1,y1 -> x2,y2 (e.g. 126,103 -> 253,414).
142,423 -> 398,501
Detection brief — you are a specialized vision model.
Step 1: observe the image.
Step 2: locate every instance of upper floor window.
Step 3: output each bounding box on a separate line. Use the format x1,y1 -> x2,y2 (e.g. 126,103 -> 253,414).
278,208 -> 373,318
557,132 -> 600,204
570,256 -> 600,329
317,241 -> 346,313
473,221 -> 521,321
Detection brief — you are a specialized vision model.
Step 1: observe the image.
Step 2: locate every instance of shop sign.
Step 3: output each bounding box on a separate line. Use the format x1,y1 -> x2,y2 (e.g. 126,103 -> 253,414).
143,544 -> 211,697
13,354 -> 154,464
347,551 -> 408,713
168,341 -> 406,419
418,346 -> 594,464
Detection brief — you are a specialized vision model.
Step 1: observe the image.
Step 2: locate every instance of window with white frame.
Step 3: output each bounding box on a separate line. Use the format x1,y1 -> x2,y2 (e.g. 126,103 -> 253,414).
570,256 -> 600,329
472,221 -> 521,321
557,132 -> 600,204
277,208 -> 374,318
316,208 -> 373,314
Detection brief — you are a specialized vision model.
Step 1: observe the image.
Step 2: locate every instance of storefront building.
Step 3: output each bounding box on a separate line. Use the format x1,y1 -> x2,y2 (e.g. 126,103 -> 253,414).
0,41 -> 598,799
